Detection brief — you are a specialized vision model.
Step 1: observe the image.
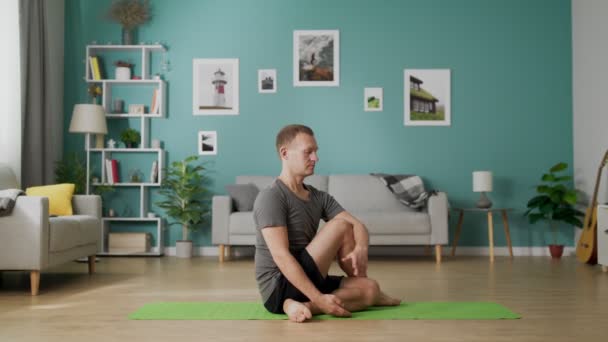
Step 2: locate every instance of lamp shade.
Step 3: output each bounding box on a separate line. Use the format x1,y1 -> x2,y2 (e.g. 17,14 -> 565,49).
69,104 -> 107,134
473,171 -> 493,192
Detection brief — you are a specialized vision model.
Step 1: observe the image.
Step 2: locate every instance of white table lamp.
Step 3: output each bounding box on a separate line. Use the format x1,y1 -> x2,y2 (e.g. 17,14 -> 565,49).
473,171 -> 493,209
69,104 -> 108,194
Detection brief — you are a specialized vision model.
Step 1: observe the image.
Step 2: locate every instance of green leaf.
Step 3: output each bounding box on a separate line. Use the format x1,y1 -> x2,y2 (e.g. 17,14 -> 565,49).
563,191 -> 577,205
550,162 -> 568,173
554,176 -> 572,182
542,173 -> 556,182
527,195 -> 549,208
540,202 -> 555,214
537,185 -> 551,194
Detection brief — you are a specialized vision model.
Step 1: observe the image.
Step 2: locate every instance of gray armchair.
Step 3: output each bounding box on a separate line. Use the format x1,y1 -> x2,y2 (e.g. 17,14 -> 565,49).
0,163 -> 101,295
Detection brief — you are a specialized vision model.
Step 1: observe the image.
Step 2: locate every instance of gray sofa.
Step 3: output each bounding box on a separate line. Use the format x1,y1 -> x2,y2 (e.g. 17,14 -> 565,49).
0,163 -> 101,295
212,175 -> 448,263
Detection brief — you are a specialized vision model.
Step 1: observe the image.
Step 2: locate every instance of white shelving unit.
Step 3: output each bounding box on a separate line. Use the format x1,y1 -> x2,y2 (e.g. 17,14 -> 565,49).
85,44 -> 167,257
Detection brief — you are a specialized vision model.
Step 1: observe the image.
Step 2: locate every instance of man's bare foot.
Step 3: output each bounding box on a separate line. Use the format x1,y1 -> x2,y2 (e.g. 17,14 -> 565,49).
375,291 -> 401,306
283,299 -> 313,323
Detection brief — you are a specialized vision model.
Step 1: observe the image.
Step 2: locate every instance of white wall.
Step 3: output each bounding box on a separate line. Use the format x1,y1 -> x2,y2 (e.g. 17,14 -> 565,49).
572,0 -> 608,239
0,0 -> 21,182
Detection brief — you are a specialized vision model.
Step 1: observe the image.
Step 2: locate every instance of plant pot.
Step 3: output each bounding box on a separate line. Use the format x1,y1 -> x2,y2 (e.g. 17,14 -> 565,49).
176,240 -> 193,258
548,244 -> 564,259
125,142 -> 138,148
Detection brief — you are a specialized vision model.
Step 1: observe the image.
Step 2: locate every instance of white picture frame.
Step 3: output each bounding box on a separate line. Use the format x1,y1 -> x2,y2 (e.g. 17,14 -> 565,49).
404,69 -> 451,126
293,30 -> 340,87
258,69 -> 277,93
364,87 -> 383,112
193,58 -> 239,115
198,131 -> 217,155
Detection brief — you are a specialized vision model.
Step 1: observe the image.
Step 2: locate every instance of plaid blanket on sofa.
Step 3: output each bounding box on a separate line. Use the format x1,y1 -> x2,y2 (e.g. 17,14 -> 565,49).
0,189 -> 24,217
370,173 -> 436,210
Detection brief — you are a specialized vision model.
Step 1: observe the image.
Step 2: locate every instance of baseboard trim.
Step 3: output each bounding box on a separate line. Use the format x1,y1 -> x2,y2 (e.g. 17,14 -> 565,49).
163,246 -> 576,257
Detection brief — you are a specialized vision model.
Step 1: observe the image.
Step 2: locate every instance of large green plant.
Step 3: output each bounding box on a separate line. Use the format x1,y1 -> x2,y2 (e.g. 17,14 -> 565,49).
524,162 -> 585,245
156,156 -> 209,241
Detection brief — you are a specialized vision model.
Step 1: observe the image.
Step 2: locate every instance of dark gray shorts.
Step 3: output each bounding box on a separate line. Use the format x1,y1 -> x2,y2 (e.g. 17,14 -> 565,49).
263,249 -> 344,314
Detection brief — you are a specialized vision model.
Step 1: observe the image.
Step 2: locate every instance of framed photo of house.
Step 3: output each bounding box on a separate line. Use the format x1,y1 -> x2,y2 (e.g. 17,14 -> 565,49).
364,87 -> 383,112
404,69 -> 451,126
293,30 -> 339,87
198,131 -> 217,155
258,69 -> 277,93
193,58 -> 239,115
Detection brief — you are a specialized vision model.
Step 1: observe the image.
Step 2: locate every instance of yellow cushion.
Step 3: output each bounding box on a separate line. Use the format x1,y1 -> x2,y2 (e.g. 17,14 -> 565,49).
25,183 -> 75,216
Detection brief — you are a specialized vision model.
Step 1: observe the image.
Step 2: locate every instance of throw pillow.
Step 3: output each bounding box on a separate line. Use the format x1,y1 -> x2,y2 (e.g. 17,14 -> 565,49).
25,183 -> 75,216
225,183 -> 259,212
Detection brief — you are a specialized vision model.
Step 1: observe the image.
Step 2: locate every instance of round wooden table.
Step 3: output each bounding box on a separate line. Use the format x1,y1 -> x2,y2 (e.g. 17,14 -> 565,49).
451,208 -> 514,262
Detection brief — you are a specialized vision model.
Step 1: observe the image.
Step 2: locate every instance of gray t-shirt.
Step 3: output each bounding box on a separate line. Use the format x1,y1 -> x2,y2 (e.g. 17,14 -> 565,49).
253,178 -> 344,303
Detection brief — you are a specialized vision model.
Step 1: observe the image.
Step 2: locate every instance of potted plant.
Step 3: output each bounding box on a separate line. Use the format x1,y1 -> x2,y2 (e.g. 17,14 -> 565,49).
120,128 -> 140,148
107,0 -> 151,45
524,162 -> 585,258
156,156 -> 209,258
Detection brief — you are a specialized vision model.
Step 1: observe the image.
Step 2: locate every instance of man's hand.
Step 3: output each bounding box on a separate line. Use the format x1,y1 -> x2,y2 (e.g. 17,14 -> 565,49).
313,294 -> 351,317
341,246 -> 368,277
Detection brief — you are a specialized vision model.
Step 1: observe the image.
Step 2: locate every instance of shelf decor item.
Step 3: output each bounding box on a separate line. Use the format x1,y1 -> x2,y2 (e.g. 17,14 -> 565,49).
120,128 -> 141,148
473,171 -> 493,209
156,156 -> 209,258
107,0 -> 151,45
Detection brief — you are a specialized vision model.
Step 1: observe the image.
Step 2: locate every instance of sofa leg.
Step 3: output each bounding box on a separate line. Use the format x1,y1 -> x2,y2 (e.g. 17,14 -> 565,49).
88,255 -> 95,275
219,244 -> 225,263
30,271 -> 40,296
435,245 -> 442,264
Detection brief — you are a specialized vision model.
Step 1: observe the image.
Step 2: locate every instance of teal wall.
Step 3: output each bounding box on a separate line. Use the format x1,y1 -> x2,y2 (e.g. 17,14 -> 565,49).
64,0 -> 574,248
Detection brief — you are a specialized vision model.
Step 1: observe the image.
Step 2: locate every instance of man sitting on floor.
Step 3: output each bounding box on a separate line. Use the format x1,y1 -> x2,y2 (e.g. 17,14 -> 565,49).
253,124 -> 401,323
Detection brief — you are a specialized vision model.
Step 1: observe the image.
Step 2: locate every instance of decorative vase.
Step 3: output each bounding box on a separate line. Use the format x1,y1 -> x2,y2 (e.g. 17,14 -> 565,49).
548,245 -> 564,259
176,240 -> 193,258
121,27 -> 137,45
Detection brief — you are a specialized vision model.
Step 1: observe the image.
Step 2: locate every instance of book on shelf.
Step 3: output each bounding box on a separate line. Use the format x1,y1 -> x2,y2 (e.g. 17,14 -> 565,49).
150,88 -> 160,114
88,56 -> 102,80
150,160 -> 158,183
105,159 -> 120,184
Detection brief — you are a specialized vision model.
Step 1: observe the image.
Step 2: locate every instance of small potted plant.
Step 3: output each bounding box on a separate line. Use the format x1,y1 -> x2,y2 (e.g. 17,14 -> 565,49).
156,156 -> 209,258
524,162 -> 585,258
120,128 -> 140,148
107,0 -> 151,45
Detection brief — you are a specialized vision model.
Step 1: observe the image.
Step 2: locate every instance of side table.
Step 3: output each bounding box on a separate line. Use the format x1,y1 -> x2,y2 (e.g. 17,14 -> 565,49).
451,208 -> 514,262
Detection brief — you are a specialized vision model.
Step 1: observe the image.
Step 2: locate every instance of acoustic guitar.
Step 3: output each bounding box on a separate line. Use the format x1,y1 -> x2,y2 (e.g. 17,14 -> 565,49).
576,150 -> 608,264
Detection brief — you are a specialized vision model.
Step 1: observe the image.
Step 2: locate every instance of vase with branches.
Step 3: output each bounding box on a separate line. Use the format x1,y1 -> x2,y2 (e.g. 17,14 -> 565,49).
107,0 -> 151,45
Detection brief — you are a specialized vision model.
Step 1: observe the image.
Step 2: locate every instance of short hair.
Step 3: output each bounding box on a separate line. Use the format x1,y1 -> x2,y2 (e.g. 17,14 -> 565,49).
275,124 -> 314,153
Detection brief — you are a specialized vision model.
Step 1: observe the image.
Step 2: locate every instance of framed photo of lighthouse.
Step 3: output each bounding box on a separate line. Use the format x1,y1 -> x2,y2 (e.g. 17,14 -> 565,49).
404,69 -> 451,126
293,30 -> 339,87
193,58 -> 239,115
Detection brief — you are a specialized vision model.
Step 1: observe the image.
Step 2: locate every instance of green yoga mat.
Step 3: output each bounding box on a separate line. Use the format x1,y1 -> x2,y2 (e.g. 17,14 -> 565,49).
129,302 -> 521,320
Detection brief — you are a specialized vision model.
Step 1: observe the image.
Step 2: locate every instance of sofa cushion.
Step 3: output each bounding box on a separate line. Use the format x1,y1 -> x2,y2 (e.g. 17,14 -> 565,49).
328,175 -> 416,213
26,183 -> 75,216
229,211 -> 256,235
225,183 -> 259,211
303,175 -> 328,192
49,215 -> 99,252
355,212 -> 431,235
236,176 -> 275,191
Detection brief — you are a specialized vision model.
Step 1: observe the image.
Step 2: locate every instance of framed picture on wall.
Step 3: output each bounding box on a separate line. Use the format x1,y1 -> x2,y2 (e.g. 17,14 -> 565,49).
293,30 -> 339,87
404,69 -> 451,126
364,88 -> 383,112
258,69 -> 277,93
198,131 -> 217,155
193,58 -> 239,115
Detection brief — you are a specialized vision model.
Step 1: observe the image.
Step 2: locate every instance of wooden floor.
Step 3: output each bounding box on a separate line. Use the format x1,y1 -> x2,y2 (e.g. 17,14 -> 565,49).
1,255 -> 607,342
